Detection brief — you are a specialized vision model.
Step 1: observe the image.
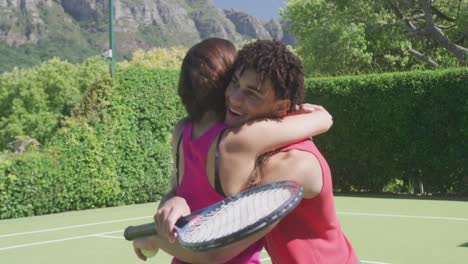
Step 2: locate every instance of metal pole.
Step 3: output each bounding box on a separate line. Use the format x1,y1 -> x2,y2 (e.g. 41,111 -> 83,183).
109,0 -> 115,77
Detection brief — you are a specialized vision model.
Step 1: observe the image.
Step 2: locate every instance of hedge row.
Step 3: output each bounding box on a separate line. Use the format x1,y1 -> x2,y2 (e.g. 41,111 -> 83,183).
0,68 -> 185,219
1,67 -> 466,219
0,57 -> 109,151
308,67 -> 468,194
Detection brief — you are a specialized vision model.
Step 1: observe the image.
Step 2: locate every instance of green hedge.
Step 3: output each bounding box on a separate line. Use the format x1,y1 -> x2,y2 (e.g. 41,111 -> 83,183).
0,68 -> 185,219
1,66 -> 466,219
0,153 -> 58,218
103,68 -> 185,204
0,57 -> 108,151
308,68 -> 468,194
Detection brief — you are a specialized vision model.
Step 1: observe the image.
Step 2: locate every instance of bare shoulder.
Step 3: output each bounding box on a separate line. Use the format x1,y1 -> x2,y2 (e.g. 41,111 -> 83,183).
219,127 -> 249,155
172,118 -> 189,142
175,118 -> 189,134
262,150 -> 323,199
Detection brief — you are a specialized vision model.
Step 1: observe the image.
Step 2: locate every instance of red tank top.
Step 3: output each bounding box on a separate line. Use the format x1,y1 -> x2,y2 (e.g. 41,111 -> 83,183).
173,122 -> 263,264
264,140 -> 358,264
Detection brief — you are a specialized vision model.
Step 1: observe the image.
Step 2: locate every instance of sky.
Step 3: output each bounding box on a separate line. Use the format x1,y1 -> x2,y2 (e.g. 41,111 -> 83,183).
213,0 -> 289,20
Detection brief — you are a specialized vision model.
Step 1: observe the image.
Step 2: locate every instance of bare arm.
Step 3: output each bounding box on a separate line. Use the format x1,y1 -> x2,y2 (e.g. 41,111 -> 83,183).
159,118 -> 188,204
156,117 -> 188,209
168,118 -> 189,192
260,150 -> 323,199
154,118 -> 191,241
223,104 -> 333,158
133,222 -> 275,263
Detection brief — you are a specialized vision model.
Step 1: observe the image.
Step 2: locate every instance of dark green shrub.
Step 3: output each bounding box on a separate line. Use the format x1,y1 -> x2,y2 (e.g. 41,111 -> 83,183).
2,65 -> 465,220
104,68 -> 185,204
0,57 -> 108,150
0,67 -> 185,219
307,68 -> 468,194
0,152 -> 57,218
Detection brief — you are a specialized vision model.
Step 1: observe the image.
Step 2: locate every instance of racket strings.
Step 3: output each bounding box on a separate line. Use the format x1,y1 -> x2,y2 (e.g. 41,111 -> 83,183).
182,187 -> 292,243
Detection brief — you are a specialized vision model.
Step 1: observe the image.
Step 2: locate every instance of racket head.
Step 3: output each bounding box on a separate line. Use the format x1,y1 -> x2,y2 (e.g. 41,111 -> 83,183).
177,180 -> 303,252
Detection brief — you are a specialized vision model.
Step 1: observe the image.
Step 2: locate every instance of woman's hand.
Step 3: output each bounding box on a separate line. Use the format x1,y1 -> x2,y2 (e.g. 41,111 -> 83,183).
154,196 -> 190,243
293,103 -> 328,114
133,236 -> 160,261
291,103 -> 333,132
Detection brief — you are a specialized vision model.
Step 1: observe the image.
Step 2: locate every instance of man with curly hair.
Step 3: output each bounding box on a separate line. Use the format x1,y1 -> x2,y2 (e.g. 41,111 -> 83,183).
224,40 -> 359,264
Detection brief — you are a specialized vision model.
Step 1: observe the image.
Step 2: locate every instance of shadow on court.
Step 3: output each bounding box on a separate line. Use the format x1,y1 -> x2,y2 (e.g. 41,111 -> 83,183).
458,242 -> 468,248
335,192 -> 468,202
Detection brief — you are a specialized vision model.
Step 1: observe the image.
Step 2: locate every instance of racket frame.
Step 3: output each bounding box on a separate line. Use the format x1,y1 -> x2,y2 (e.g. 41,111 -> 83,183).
177,181 -> 303,251
124,180 -> 303,252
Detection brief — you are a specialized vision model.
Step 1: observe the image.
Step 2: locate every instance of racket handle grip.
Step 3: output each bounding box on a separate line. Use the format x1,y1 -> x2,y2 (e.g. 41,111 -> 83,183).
124,222 -> 157,241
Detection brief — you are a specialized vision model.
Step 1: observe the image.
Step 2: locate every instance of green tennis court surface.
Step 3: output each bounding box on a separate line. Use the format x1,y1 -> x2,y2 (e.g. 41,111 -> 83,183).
1,196 -> 467,263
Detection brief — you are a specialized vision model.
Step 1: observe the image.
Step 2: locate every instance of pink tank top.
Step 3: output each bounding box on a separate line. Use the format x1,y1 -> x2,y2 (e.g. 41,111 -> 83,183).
264,140 -> 359,264
172,122 -> 263,264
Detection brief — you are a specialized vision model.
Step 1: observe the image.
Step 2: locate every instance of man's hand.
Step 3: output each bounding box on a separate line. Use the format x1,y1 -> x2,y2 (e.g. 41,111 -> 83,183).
155,196 -> 190,243
133,236 -> 160,261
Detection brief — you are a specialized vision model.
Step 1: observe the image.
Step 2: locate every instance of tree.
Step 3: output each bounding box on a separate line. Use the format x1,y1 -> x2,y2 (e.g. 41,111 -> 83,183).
386,0 -> 467,65
0,57 -> 108,150
283,0 -> 467,76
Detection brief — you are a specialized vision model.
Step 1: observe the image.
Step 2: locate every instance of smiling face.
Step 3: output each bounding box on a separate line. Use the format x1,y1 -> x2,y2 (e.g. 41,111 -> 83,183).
224,68 -> 290,127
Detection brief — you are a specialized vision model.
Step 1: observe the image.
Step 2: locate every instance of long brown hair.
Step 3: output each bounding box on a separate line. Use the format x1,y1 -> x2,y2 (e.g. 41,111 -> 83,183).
178,38 -> 237,121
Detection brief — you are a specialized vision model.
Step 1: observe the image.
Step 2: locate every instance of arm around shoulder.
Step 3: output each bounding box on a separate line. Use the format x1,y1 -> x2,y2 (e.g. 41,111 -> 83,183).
222,106 -> 333,158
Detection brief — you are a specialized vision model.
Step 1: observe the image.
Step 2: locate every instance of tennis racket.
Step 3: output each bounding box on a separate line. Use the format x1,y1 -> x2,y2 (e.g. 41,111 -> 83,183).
124,180 -> 303,252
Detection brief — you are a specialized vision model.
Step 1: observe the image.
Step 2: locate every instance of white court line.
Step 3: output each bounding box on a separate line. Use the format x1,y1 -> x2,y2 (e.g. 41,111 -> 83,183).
2,211 -> 465,240
0,227 -> 390,264
0,230 -> 122,251
338,212 -> 468,221
0,216 -> 151,238
94,234 -> 122,239
260,256 -> 390,264
1,211 -> 466,252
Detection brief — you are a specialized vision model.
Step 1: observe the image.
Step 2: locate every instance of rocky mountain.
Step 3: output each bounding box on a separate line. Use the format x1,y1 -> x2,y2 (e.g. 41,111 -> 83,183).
0,0 -> 295,72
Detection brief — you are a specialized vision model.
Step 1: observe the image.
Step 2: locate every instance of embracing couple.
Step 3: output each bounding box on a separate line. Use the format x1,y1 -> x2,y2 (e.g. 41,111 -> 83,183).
133,39 -> 359,264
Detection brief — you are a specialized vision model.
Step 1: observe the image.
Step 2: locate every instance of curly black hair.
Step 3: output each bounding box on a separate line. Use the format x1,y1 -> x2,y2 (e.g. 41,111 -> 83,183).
233,40 -> 305,112
233,40 -> 306,187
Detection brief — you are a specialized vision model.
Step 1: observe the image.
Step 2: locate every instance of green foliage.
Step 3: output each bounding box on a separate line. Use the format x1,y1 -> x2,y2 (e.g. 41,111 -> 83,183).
0,67 -> 185,219
139,25 -> 176,47
234,38 -> 262,50
103,68 -> 185,204
1,4 -> 88,71
0,75 -> 117,218
0,57 -> 108,151
0,2 -> 105,73
283,0 -> 466,76
119,47 -> 187,70
48,118 -> 122,211
1,63 -> 466,219
283,0 -> 372,76
382,178 -> 406,193
0,43 -> 42,72
0,34 -> 99,74
308,68 -> 468,194
0,152 -> 59,218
